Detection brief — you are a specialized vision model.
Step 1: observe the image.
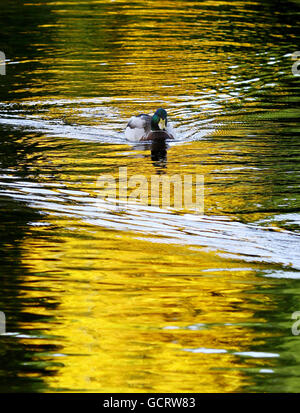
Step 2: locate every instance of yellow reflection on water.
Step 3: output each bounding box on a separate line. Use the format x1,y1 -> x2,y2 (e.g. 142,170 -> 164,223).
21,0 -> 263,102
20,218 -> 269,392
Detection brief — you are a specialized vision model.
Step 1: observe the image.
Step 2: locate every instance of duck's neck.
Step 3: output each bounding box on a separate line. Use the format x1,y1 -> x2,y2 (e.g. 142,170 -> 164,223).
151,124 -> 160,131
151,117 -> 160,131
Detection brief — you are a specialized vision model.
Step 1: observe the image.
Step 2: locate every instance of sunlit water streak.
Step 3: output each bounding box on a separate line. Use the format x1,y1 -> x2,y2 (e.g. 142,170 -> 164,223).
1,174 -> 299,270
0,95 -> 218,143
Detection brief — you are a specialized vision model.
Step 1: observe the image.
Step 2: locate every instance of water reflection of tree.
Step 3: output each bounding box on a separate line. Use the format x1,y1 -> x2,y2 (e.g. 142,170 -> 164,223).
0,126 -> 61,392
0,196 -> 61,392
0,0 -> 57,101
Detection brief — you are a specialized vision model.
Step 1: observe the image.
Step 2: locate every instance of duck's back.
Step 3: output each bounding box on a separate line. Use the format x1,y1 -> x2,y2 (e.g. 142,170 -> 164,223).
125,114 -> 151,142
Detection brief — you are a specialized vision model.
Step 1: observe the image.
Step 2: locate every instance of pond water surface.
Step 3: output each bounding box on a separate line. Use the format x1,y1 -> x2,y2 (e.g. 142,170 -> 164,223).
0,0 -> 300,392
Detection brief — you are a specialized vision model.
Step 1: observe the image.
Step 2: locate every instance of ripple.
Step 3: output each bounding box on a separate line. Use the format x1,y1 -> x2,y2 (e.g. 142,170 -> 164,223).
235,352 -> 279,358
184,348 -> 228,354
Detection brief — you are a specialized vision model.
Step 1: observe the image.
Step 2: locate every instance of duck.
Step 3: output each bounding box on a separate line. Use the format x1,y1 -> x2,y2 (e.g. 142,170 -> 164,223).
125,108 -> 174,142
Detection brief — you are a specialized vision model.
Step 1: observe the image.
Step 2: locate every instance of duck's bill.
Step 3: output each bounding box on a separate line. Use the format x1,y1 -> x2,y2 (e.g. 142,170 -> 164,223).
158,118 -> 166,130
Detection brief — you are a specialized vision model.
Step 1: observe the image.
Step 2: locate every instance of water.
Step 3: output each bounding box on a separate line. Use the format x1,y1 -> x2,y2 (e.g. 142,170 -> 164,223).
0,0 -> 300,393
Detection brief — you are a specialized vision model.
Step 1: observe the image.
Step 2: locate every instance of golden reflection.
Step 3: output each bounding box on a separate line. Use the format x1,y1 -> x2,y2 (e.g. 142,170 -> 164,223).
20,0 -> 261,102
20,218 -> 273,392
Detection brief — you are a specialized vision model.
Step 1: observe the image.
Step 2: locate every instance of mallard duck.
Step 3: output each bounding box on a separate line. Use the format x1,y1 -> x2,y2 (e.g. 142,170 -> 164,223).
125,108 -> 174,142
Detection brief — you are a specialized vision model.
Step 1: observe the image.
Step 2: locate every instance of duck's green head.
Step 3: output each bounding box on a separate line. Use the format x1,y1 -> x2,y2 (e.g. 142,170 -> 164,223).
151,108 -> 168,131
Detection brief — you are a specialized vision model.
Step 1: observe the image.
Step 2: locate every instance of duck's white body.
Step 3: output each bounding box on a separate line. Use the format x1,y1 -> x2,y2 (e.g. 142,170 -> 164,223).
125,114 -> 151,142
